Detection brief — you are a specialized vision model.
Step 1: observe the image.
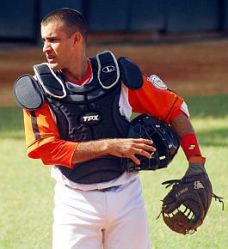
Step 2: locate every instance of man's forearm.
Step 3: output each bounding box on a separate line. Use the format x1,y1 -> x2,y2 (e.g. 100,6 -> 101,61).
171,113 -> 204,163
71,138 -> 155,166
71,139 -> 110,165
170,113 -> 194,137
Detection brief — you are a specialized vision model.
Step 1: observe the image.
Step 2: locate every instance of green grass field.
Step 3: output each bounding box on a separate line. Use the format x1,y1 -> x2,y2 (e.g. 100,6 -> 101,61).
0,95 -> 227,249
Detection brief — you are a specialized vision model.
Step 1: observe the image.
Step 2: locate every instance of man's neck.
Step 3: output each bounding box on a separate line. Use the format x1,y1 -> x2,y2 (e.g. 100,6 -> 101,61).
63,61 -> 88,83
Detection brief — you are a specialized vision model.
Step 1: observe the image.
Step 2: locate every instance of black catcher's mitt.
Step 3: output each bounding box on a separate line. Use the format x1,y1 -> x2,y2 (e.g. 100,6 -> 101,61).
159,171 -> 224,235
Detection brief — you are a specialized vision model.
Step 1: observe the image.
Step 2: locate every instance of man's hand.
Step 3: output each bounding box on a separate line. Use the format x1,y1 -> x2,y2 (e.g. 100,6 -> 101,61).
106,138 -> 156,165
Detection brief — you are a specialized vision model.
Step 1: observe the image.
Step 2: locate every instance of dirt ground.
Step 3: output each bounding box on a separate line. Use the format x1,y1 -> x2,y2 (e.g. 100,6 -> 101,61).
0,38 -> 228,106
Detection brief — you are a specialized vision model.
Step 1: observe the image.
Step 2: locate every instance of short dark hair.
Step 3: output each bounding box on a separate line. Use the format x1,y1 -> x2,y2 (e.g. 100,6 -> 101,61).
41,8 -> 88,39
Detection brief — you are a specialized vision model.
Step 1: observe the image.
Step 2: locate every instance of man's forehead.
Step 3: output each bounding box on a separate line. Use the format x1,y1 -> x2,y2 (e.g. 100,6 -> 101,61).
41,21 -> 66,36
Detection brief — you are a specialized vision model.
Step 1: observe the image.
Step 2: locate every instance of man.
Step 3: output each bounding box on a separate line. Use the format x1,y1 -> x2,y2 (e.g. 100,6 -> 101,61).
17,8 -> 206,249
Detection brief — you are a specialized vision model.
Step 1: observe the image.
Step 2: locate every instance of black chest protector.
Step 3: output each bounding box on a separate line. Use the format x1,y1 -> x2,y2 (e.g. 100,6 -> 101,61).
14,51 -> 143,184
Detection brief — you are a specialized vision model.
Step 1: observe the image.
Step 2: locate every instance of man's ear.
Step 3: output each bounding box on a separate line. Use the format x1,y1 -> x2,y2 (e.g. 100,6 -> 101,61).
73,32 -> 82,46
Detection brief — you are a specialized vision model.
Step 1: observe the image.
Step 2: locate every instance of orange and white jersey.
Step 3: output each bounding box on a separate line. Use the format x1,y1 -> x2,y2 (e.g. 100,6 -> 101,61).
23,71 -> 189,190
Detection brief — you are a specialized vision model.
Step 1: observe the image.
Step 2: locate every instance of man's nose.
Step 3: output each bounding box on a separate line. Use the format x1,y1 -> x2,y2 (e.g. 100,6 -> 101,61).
42,41 -> 51,53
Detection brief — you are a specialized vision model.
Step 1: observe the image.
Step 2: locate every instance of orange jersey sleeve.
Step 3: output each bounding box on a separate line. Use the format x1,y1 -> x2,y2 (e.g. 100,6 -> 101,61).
128,75 -> 185,123
33,140 -> 78,168
23,102 -> 77,167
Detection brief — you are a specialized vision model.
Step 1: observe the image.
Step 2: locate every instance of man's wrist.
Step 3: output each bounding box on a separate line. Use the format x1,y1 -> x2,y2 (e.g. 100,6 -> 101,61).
188,156 -> 206,166
184,156 -> 207,177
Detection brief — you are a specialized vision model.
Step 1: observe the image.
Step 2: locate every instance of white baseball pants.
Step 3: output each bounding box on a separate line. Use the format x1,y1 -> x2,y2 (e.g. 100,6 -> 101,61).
52,178 -> 152,249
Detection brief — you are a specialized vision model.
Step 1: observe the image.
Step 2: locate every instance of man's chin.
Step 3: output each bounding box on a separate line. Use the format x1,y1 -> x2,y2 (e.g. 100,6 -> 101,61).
48,62 -> 60,70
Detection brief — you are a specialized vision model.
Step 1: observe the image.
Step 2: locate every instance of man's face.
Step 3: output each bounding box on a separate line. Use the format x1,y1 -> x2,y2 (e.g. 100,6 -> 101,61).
41,21 -> 75,70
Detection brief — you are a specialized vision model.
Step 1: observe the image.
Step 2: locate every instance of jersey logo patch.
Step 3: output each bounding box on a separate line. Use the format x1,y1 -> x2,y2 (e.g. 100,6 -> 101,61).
148,75 -> 167,90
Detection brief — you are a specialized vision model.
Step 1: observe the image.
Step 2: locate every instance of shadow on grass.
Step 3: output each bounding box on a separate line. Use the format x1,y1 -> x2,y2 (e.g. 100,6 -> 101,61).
185,95 -> 228,118
197,127 -> 228,147
0,106 -> 24,139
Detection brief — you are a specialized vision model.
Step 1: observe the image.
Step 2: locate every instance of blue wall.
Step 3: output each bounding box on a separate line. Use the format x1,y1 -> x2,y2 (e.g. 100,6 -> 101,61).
166,0 -> 219,32
0,1 -> 35,40
0,0 -> 227,42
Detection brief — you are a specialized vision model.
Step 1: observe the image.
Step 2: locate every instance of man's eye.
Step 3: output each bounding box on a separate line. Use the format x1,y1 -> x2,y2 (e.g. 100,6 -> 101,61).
42,38 -> 59,44
49,38 -> 57,43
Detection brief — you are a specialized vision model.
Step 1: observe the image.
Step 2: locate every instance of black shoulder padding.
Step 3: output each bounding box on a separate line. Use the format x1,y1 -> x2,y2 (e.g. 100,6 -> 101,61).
13,74 -> 44,111
33,63 -> 66,98
118,57 -> 143,90
96,51 -> 119,89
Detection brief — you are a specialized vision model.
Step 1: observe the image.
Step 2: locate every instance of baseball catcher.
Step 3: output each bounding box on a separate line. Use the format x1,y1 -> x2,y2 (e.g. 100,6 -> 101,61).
13,7 -> 223,248
158,157 -> 224,235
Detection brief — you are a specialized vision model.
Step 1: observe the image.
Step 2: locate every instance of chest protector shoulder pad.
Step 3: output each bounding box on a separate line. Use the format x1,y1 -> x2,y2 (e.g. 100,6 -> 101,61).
13,74 -> 45,111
